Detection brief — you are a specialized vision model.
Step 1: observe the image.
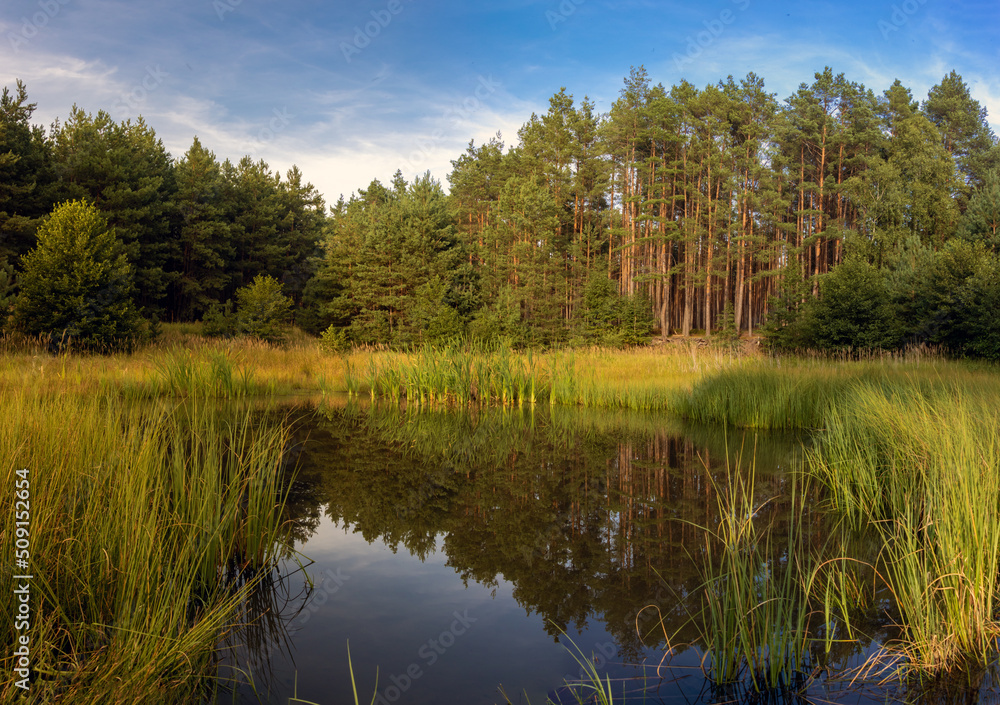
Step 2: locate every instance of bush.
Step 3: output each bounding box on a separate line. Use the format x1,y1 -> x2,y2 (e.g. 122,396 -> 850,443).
807,257 -> 900,352
578,274 -> 654,346
319,325 -> 350,354
234,275 -> 293,343
202,300 -> 236,338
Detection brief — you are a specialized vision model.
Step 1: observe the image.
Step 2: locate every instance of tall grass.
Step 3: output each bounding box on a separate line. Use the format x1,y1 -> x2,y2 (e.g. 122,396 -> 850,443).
356,340 -> 740,410
658,454 -> 820,694
141,348 -> 260,398
363,342 -> 545,407
681,357 -> 1000,682
0,391 -> 297,702
812,384 -> 1000,679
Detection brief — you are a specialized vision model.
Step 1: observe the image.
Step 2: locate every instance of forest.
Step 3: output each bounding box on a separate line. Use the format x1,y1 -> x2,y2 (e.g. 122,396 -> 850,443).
2,65 -> 999,356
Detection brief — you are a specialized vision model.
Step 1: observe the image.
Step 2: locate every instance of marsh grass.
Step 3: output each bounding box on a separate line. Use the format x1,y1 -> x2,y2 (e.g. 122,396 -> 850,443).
0,326 -> 758,406
356,339 -> 744,410
658,452 -> 821,694
0,326 -> 352,398
0,390 -> 297,702
363,342 -> 545,407
688,357 -> 1000,683
811,384 -> 1000,680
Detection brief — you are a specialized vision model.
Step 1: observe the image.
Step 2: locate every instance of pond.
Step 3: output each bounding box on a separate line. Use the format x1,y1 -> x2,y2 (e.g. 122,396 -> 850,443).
216,400 -> 918,704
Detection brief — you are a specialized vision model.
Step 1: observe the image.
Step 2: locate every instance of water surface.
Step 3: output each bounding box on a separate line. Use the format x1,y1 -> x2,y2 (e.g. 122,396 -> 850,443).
220,401 -> 889,704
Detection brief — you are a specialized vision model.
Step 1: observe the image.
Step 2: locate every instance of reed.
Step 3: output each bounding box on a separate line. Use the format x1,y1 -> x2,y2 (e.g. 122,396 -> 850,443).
810,383 -> 1000,679
684,457 -> 817,692
677,352 -> 1000,430
363,342 -> 547,407
0,390 -> 296,702
355,340 -> 745,410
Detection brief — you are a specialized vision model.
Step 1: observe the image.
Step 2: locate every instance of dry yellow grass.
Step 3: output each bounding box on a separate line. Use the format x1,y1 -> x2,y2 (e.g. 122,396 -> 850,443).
0,327 -> 762,400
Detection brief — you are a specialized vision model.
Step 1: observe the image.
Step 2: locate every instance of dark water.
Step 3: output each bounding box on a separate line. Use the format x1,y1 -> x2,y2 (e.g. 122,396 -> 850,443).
214,400 -> 987,705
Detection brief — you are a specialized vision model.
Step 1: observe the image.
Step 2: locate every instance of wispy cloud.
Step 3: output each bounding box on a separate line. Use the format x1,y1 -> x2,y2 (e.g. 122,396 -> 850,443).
2,0 -> 997,204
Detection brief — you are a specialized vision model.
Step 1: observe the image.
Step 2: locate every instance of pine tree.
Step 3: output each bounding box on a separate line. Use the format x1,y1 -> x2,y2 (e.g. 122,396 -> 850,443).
50,108 -> 178,316
923,71 -> 1000,191
13,199 -> 143,349
957,169 -> 1000,251
173,137 -> 232,320
0,81 -> 58,263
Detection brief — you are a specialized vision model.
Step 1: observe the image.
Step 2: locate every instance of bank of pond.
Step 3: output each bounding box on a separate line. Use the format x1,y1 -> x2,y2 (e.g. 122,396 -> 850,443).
3,350 -> 1000,703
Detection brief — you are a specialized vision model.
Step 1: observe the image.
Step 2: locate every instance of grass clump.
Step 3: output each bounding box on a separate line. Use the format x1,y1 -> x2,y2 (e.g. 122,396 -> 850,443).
681,357 -> 1000,682
649,454 -> 822,695
0,390 -> 297,703
812,384 -> 1000,680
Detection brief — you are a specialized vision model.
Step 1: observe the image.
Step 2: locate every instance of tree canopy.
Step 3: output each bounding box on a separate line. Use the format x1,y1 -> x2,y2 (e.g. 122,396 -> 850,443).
1,67 -> 998,356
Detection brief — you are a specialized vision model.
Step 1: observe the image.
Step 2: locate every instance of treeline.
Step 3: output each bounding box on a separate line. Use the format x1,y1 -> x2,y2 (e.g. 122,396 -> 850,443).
306,66 -> 1000,352
435,66 -> 999,348
2,66 -> 1000,354
0,82 -> 325,330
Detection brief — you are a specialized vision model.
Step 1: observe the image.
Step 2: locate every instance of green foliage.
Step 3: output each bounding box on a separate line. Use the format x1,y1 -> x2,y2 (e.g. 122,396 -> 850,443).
319,324 -> 350,354
893,239 -> 1000,359
957,169 -> 1000,251
923,70 -> 1000,191
467,283 -> 527,347
580,275 -> 619,334
0,81 -> 58,263
319,173 -> 467,347
202,300 -> 236,338
173,137 -> 233,320
0,258 -> 15,328
6,71 -> 1000,352
51,108 -> 178,316
762,268 -> 812,352
404,277 -> 464,344
578,274 -> 654,346
807,257 -> 900,352
234,274 -> 293,343
716,301 -> 738,344
617,293 -> 655,346
12,199 -> 144,350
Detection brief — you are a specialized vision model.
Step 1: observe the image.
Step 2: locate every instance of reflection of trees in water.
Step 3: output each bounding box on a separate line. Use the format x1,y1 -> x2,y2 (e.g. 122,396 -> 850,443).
278,402 -> 881,667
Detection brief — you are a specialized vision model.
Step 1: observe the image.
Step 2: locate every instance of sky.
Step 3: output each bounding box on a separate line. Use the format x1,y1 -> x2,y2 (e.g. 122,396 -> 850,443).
2,0 -> 998,205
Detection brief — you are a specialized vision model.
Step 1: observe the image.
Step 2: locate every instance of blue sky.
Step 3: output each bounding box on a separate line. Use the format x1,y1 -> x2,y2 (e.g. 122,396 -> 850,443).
2,0 -> 998,204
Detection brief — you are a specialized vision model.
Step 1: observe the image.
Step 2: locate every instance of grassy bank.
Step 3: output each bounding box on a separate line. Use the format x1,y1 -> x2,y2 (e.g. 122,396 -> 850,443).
674,352 -> 1000,685
0,325 -> 750,405
0,391 -> 296,703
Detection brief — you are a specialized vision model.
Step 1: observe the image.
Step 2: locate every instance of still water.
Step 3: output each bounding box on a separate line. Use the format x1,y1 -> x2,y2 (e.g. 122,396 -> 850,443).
219,400 -> 888,704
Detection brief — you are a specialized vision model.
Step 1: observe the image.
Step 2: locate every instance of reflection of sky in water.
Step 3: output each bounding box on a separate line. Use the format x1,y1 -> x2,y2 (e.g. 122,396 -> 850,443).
229,511 -> 668,705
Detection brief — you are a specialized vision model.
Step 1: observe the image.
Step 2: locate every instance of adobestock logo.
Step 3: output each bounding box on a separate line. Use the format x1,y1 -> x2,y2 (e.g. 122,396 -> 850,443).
6,0 -> 72,53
